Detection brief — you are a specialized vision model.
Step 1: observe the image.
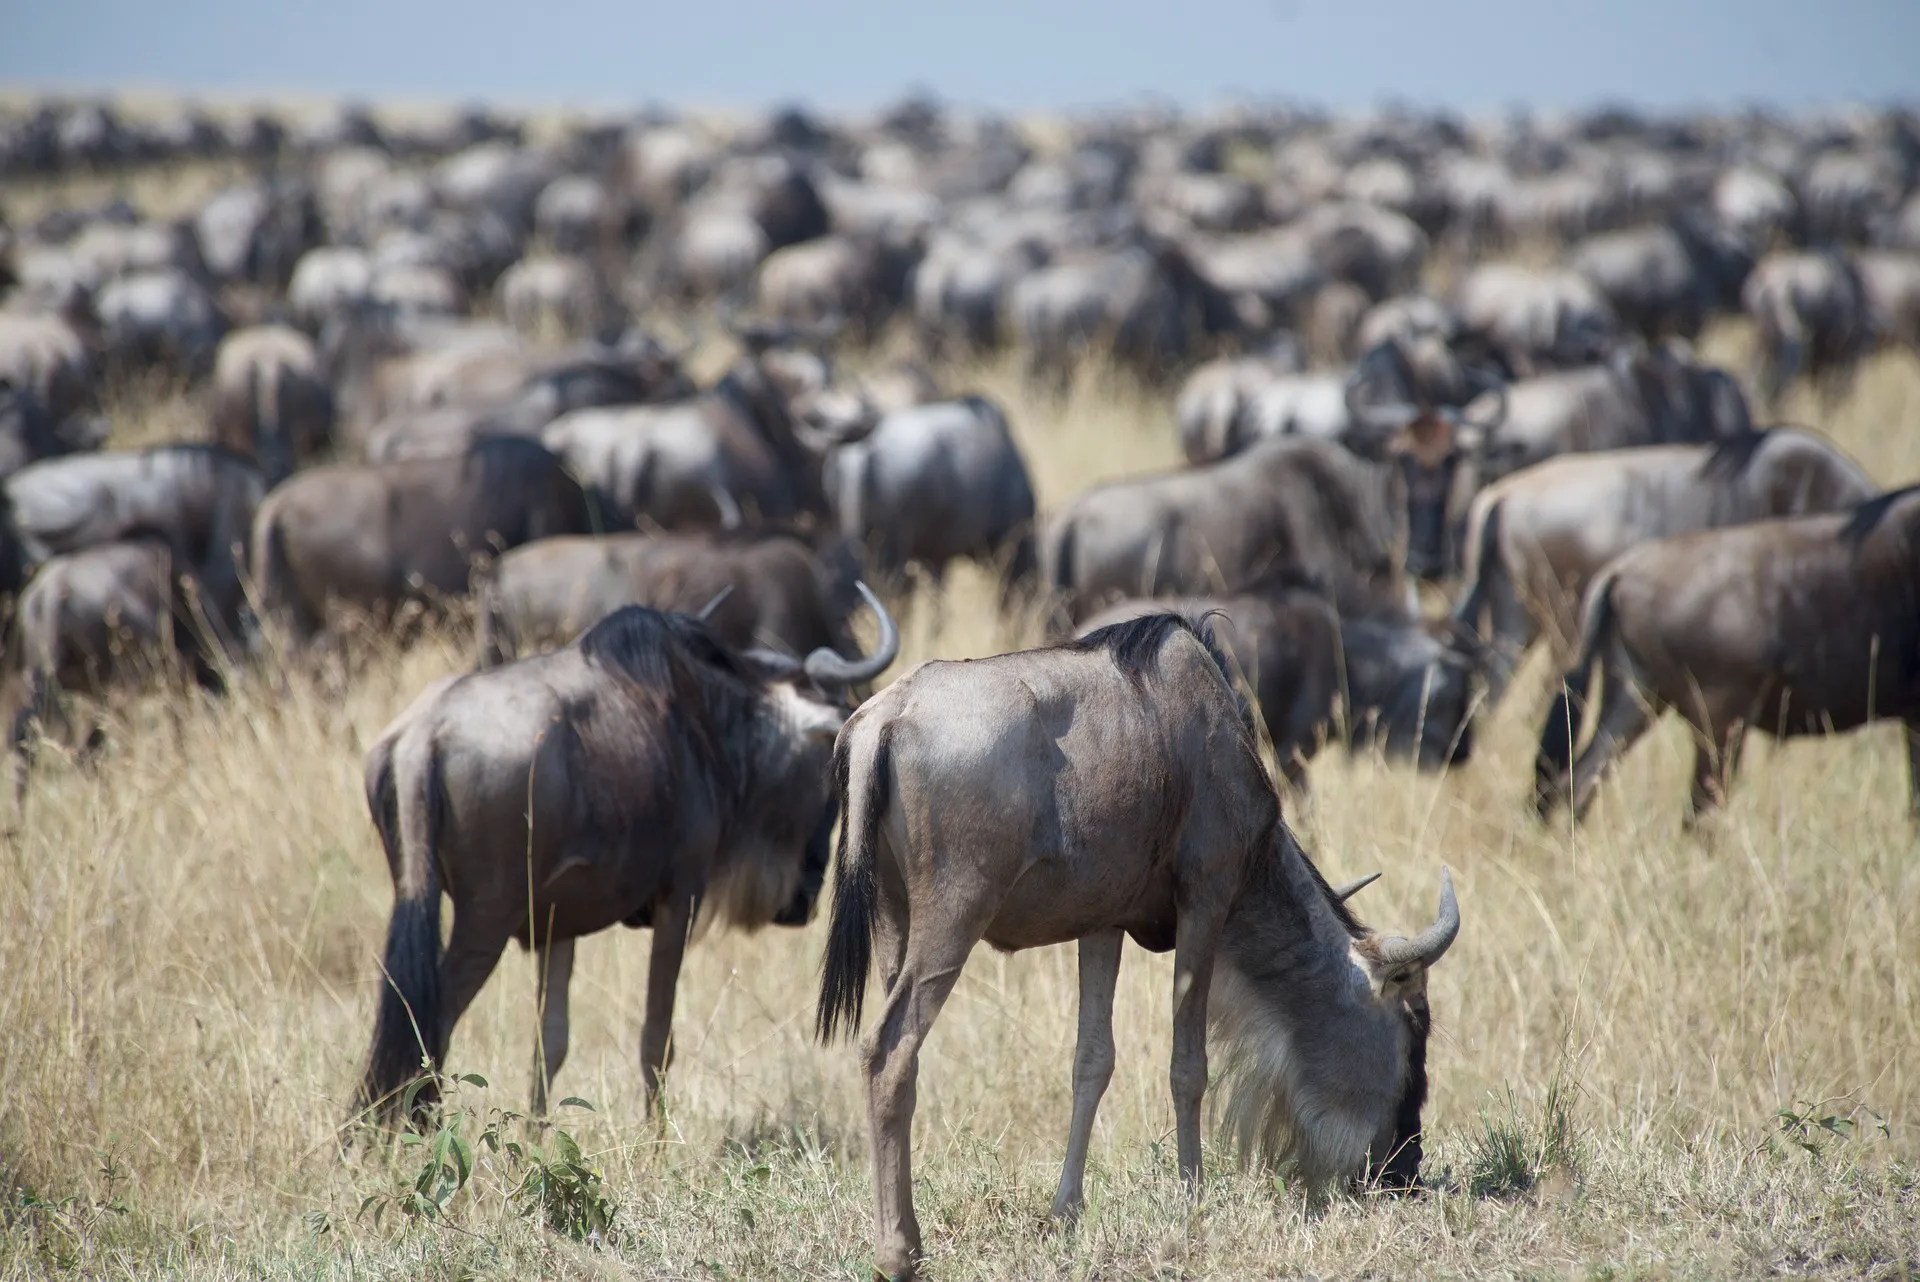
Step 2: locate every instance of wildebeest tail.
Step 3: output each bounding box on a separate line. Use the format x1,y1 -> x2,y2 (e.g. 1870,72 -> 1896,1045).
356,735 -> 445,1126
816,722 -> 887,1044
1535,573 -> 1616,794
1449,498 -> 1502,634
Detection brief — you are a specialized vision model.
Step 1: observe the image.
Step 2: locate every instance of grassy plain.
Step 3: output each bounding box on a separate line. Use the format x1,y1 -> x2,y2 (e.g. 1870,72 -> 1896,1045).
2,161 -> 1918,1277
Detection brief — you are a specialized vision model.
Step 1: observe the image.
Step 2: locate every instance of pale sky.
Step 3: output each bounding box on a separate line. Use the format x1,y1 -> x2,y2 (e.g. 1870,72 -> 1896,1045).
4,0 -> 1917,116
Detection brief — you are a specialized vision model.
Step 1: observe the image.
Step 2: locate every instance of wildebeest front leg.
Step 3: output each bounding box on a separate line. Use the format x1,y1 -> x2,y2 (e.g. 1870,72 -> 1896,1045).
1685,717 -> 1748,827
1169,912 -> 1221,1194
640,893 -> 691,1110
530,936 -> 575,1116
1051,928 -> 1123,1223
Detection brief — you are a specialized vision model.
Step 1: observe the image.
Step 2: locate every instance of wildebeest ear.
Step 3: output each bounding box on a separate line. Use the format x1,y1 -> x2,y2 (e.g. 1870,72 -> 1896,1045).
738,647 -> 804,682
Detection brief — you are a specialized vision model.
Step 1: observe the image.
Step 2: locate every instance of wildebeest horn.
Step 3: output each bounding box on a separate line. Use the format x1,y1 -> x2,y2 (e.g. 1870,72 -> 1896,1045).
1373,868 -> 1460,970
706,483 -> 743,530
697,585 -> 734,621
803,581 -> 899,688
1331,871 -> 1382,903
1461,365 -> 1509,432
1345,339 -> 1424,435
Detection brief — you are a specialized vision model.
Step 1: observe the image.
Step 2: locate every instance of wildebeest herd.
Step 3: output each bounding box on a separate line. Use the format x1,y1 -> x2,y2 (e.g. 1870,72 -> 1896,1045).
4,93 -> 1919,1277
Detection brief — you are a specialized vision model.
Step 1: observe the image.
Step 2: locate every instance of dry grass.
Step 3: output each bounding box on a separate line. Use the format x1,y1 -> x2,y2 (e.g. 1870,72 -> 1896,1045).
4,307 -> 1920,1278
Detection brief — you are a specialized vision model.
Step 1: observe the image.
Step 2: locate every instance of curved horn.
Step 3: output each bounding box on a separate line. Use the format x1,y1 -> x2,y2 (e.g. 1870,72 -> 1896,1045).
803,580 -> 899,689
1373,868 -> 1460,970
1345,339 -> 1424,436
1461,365 -> 1509,432
1331,871 -> 1382,904
706,483 -> 743,530
696,585 -> 734,621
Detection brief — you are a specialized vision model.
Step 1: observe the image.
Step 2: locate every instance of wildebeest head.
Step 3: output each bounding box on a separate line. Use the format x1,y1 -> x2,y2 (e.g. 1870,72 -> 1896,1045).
1340,867 -> 1460,1190
1342,612 -> 1480,769
1346,339 -> 1508,580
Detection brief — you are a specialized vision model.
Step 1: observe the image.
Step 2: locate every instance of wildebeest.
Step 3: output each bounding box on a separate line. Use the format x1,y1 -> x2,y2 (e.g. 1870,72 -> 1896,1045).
1454,428 -> 1877,704
816,613 -> 1459,1280
208,325 -> 336,483
1742,249 -> 1873,405
93,268 -> 228,380
0,311 -> 97,424
4,444 -> 265,647
1465,344 -> 1751,486
1534,486 -> 1920,825
1078,588 -> 1478,779
1040,436 -> 1407,626
355,584 -> 899,1123
820,394 -> 1036,600
537,341 -> 840,530
250,436 -> 595,644
475,526 -> 862,667
7,540 -> 211,800
1453,262 -> 1619,376
0,381 -> 78,482
1569,214 -> 1752,342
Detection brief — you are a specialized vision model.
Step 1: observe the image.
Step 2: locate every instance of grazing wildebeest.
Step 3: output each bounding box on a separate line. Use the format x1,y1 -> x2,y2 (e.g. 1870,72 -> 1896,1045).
820,395 -> 1036,600
94,268 -> 228,380
816,613 -> 1460,1280
1742,249 -> 1873,406
250,436 -> 595,645
1040,436 -> 1407,626
355,584 -> 899,1123
208,325 -> 336,484
4,444 -> 266,646
538,341 -> 841,530
1465,344 -> 1751,486
1078,589 -> 1478,780
1454,428 -> 1877,704
1534,486 -> 1920,825
1173,342 -> 1306,464
475,526 -> 862,667
7,540 -> 212,801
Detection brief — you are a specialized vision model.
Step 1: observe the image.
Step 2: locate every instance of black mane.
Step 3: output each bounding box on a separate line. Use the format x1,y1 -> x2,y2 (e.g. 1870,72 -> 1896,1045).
1697,428 -> 1773,480
1839,483 -> 1920,546
577,603 -> 756,688
1064,610 -> 1255,737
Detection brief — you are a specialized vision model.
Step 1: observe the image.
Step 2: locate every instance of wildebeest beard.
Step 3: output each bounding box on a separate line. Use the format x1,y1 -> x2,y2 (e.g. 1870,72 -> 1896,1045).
1370,998 -> 1431,1192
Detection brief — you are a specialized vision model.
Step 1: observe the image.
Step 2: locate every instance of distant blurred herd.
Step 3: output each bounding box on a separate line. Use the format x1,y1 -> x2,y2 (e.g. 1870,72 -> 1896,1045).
1,93 -> 1918,807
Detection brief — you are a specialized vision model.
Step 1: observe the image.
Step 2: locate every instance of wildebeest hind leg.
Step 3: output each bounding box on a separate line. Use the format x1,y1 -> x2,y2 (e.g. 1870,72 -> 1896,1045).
436,912 -> 510,1075
862,930 -> 975,1281
530,936 -> 576,1116
1051,928 -> 1123,1223
1568,669 -> 1661,822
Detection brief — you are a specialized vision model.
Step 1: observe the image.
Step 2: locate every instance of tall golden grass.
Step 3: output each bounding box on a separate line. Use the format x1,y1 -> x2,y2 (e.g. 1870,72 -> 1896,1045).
2,316 -> 1918,1276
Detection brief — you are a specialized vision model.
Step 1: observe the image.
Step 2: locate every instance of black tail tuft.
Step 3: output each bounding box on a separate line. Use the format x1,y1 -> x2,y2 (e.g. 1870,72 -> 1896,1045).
1534,673 -> 1581,798
1450,499 -> 1502,634
356,752 -> 445,1128
816,733 -> 882,1044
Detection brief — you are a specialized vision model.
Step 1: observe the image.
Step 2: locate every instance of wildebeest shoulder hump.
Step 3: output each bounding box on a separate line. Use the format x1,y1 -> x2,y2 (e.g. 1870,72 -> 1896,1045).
1696,427 -> 1772,480
1839,482 -> 1920,546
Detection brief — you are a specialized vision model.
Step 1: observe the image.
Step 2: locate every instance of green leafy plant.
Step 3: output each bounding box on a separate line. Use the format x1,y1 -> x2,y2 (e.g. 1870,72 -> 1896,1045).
356,1073 -> 618,1243
1767,1098 -> 1889,1160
